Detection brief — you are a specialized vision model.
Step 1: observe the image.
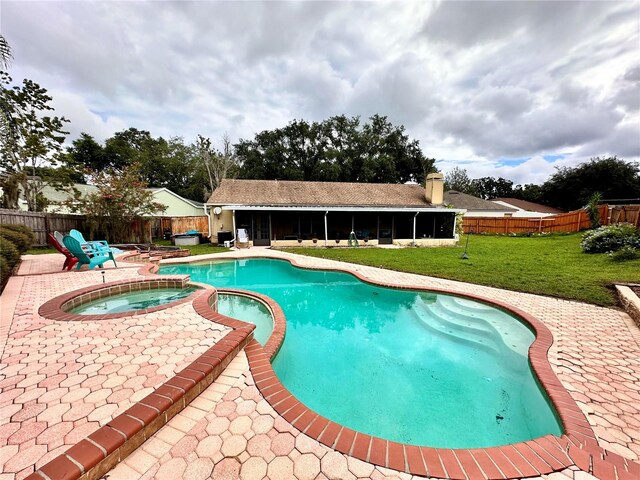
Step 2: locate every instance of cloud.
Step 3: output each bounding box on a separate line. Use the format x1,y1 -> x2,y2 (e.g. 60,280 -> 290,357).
2,0 -> 638,184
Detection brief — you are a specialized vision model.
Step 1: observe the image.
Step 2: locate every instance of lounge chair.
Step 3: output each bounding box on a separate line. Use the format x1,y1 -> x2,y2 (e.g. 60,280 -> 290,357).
62,235 -> 117,270
237,228 -> 249,243
47,233 -> 78,271
69,229 -> 112,254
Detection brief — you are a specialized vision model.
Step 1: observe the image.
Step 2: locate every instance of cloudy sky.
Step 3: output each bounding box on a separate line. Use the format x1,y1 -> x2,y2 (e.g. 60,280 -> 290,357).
2,0 -> 639,185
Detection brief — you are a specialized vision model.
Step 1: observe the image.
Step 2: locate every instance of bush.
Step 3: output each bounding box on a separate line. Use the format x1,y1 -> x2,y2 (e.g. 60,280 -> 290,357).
581,223 -> 640,253
0,257 -> 10,286
0,228 -> 30,253
609,245 -> 639,262
0,237 -> 20,265
0,224 -> 36,245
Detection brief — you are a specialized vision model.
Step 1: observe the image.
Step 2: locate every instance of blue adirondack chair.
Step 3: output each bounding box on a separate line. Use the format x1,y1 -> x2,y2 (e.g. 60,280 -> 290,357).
62,235 -> 117,270
69,229 -> 112,254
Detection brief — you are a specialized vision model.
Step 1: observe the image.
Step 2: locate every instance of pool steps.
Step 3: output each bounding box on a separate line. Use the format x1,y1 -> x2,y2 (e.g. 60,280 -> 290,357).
411,296 -> 529,361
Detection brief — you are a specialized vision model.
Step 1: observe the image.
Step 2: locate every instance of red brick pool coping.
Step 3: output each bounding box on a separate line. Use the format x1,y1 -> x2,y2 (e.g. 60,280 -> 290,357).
24,254 -> 640,480
37,276 -> 200,321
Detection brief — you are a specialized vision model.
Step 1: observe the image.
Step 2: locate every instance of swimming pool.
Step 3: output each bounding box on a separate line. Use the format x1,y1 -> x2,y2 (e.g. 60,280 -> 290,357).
160,258 -> 562,448
217,293 -> 273,346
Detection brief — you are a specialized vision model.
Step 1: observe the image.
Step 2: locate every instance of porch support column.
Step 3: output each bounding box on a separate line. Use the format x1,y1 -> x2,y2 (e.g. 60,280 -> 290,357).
413,212 -> 419,245
324,211 -> 329,247
351,214 -> 354,232
452,212 -> 458,239
232,210 -> 237,244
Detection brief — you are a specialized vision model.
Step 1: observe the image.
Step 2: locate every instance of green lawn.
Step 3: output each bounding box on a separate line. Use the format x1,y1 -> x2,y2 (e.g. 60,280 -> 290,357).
284,233 -> 640,307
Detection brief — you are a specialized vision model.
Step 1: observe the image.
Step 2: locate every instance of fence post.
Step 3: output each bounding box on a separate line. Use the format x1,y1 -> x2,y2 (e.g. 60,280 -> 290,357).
505,217 -> 509,234
576,211 -> 581,232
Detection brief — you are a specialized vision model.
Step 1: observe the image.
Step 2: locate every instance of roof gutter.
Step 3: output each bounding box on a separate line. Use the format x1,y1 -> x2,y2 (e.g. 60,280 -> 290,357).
214,205 -> 465,214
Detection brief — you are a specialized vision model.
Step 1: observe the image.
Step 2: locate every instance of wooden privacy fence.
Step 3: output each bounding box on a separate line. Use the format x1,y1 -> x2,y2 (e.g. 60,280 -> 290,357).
0,209 -> 87,246
0,209 -> 209,246
462,205 -> 611,234
150,216 -> 209,238
610,205 -> 640,226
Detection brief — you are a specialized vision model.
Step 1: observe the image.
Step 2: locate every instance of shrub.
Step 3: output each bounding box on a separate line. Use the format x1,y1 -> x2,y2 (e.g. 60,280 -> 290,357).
581,223 -> 640,253
0,257 -> 10,286
0,224 -> 36,245
609,245 -> 639,262
0,236 -> 20,264
0,228 -> 30,253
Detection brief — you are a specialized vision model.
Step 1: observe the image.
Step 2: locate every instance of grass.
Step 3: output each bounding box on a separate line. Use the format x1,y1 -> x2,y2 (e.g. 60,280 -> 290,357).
284,233 -> 640,307
26,246 -> 57,254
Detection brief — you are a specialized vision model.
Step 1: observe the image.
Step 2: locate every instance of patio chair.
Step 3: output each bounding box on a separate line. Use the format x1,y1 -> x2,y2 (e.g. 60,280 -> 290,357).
69,229 -> 111,254
47,233 -> 78,271
237,228 -> 249,243
62,235 -> 117,270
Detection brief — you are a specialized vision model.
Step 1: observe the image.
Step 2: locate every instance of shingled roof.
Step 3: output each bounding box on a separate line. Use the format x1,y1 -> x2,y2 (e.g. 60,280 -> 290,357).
207,179 -> 438,208
443,190 -> 517,211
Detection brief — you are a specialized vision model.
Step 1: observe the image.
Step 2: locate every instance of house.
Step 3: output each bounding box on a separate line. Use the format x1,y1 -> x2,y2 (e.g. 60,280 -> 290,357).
491,198 -> 564,217
205,174 -> 463,247
443,191 -> 517,217
14,184 -> 205,217
145,188 -> 205,217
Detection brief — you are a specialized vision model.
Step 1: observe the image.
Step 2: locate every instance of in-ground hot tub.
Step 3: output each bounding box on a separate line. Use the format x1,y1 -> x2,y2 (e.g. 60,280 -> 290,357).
71,286 -> 199,315
39,278 -> 202,321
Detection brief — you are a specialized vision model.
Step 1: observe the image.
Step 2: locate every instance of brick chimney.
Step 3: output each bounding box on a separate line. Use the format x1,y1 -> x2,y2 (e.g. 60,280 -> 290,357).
425,173 -> 444,205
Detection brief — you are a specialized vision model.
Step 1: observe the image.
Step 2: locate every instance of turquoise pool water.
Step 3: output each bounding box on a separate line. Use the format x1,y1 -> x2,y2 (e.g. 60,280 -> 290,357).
71,287 -> 198,314
159,258 -> 562,448
218,294 -> 273,346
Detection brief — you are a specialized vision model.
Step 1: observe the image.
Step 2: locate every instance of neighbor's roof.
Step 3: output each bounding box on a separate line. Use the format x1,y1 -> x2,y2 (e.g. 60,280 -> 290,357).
492,197 -> 564,214
443,190 -> 517,211
208,179 -> 439,208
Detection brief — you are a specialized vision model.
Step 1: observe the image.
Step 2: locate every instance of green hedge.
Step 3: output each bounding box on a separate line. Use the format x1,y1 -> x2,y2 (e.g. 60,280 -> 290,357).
0,224 -> 36,245
0,257 -> 9,286
0,237 -> 20,265
0,229 -> 30,254
581,223 -> 640,253
0,224 -> 35,288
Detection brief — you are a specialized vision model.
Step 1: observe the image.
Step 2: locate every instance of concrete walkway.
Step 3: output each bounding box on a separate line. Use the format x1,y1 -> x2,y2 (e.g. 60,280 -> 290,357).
1,251 -> 639,479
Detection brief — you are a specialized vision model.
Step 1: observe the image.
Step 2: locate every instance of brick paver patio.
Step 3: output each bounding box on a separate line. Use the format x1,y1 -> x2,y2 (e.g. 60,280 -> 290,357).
1,250 -> 639,479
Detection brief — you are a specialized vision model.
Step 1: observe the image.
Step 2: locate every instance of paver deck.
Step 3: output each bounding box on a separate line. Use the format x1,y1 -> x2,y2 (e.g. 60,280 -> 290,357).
1,250 -> 639,479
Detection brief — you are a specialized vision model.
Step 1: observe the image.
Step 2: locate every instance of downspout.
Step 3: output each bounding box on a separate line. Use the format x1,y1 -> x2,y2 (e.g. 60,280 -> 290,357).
413,212 -> 419,245
203,205 -> 211,239
231,210 -> 237,246
324,211 -> 328,247
452,211 -> 458,240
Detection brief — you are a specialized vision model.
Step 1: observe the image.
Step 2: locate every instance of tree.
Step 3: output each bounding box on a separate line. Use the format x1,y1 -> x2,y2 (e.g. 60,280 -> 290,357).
470,177 -> 515,199
68,130 -> 208,202
512,183 -> 543,203
197,133 -> 239,198
0,77 -> 70,211
540,157 -> 640,211
65,163 -> 165,243
0,35 -> 11,70
235,115 -> 435,184
444,167 -> 474,193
